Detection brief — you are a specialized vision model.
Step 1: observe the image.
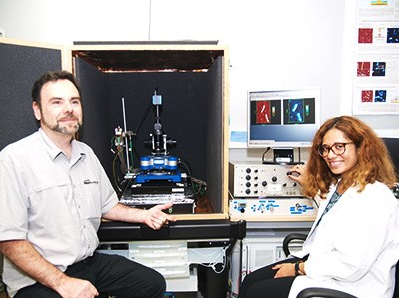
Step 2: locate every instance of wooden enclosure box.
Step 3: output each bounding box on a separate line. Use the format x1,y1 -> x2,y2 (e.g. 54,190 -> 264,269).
0,39 -> 230,220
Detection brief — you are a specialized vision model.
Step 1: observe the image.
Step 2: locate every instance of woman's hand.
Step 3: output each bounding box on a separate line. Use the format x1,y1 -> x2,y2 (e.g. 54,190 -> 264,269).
272,263 -> 296,278
287,164 -> 306,186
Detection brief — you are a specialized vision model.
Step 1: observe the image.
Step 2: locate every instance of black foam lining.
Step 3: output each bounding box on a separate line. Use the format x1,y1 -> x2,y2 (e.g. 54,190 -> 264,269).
75,56 -> 224,212
0,43 -> 62,150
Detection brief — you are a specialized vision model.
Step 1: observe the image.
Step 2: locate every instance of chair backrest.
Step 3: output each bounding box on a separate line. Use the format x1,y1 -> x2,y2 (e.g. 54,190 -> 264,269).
394,261 -> 399,298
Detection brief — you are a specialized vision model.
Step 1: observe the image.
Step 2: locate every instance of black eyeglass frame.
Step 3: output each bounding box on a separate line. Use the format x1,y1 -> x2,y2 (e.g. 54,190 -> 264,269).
317,142 -> 354,157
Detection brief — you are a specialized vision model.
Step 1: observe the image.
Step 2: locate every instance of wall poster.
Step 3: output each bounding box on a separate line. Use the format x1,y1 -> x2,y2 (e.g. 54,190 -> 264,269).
353,0 -> 399,115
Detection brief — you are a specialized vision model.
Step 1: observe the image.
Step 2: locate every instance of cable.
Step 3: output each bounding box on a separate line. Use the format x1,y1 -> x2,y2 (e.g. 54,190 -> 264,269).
194,244 -> 231,274
112,150 -> 123,192
178,159 -> 198,196
128,100 -> 153,168
128,135 -> 134,172
134,101 -> 153,136
261,147 -> 271,163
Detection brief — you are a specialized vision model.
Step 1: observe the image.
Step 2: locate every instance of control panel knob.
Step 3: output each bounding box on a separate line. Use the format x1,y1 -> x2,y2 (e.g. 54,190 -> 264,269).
246,182 -> 251,187
262,181 -> 267,187
246,168 -> 251,173
245,189 -> 251,194
245,175 -> 251,181
272,176 -> 278,183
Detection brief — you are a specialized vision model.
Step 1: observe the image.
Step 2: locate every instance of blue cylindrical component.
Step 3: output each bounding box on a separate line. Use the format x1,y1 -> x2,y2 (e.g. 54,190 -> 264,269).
165,156 -> 178,170
140,156 -> 153,170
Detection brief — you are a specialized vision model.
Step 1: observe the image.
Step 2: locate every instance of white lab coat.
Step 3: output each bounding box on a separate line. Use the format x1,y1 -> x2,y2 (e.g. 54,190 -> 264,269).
289,181 -> 399,298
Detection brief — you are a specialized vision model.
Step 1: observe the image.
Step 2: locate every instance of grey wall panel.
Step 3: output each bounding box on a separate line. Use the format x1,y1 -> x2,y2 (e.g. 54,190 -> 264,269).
0,43 -> 61,150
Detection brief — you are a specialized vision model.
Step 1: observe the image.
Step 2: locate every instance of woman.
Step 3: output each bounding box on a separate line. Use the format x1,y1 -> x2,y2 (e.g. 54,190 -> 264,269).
238,116 -> 398,298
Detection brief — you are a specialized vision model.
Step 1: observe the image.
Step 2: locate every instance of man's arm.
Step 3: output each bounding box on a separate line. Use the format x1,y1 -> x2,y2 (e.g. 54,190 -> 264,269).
0,240 -> 99,298
103,202 -> 176,230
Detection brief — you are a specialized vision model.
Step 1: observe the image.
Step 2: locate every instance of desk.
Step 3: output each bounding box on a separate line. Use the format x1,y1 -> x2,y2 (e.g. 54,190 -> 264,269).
97,219 -> 246,298
98,219 -> 246,241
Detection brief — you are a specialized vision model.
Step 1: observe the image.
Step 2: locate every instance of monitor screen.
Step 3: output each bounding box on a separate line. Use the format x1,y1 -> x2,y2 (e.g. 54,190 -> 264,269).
248,88 -> 321,147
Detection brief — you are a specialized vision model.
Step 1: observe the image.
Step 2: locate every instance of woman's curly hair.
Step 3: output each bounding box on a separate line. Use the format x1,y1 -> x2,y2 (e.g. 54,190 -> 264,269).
303,116 -> 398,199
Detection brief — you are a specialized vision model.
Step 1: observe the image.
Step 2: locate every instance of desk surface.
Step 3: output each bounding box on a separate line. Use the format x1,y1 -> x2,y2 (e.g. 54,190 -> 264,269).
98,219 -> 247,242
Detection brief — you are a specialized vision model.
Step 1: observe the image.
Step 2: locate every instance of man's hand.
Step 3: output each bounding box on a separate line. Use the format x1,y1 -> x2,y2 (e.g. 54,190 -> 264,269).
56,275 -> 99,298
144,202 -> 176,230
103,201 -> 177,229
0,240 -> 99,298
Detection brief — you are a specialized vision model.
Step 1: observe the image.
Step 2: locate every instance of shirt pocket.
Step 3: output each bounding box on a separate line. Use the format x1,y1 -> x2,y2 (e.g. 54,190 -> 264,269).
78,178 -> 102,229
29,181 -> 77,226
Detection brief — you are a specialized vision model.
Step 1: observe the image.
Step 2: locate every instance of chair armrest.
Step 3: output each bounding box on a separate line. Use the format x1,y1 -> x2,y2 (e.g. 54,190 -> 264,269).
297,287 -> 358,298
283,233 -> 307,257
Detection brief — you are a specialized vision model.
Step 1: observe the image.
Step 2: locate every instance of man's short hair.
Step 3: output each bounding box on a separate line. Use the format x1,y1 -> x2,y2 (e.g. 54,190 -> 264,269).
31,71 -> 81,107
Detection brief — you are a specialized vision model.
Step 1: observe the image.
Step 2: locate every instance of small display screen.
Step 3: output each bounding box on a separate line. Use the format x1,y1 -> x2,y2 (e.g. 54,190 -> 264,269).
248,88 -> 320,147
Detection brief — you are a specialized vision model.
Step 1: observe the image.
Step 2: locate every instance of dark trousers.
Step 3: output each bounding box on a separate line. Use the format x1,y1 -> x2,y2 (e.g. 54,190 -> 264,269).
238,258 -> 300,298
14,252 -> 166,298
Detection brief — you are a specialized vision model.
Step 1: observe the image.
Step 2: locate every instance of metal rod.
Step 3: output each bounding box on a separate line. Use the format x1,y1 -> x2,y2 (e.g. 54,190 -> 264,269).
122,97 -> 131,173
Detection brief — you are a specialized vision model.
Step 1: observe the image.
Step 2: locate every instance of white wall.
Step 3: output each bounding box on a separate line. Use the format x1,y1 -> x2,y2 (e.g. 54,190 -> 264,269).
0,0 -> 397,161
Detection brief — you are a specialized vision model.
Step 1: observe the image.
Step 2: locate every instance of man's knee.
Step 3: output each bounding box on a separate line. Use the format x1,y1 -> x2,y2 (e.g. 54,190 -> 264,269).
109,266 -> 166,298
143,269 -> 166,298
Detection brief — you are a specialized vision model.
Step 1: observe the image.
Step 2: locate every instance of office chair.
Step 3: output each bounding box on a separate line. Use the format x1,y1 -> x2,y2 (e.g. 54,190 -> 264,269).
283,233 -> 399,298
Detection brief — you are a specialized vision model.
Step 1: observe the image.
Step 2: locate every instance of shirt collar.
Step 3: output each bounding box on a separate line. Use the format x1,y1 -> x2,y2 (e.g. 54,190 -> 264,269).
70,139 -> 86,165
38,128 -> 86,162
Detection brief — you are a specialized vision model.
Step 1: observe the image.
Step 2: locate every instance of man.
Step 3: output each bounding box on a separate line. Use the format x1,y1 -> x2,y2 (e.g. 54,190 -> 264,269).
0,70 -> 175,298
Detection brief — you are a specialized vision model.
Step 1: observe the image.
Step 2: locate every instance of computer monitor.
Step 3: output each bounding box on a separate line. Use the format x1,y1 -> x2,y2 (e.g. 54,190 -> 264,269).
247,88 -> 321,148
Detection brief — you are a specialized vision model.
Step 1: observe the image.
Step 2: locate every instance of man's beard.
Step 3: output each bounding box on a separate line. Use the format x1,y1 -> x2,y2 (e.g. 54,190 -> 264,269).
43,116 -> 82,135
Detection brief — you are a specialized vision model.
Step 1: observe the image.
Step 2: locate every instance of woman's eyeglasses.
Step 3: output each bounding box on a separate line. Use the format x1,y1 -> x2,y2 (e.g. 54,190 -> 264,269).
317,142 -> 353,157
